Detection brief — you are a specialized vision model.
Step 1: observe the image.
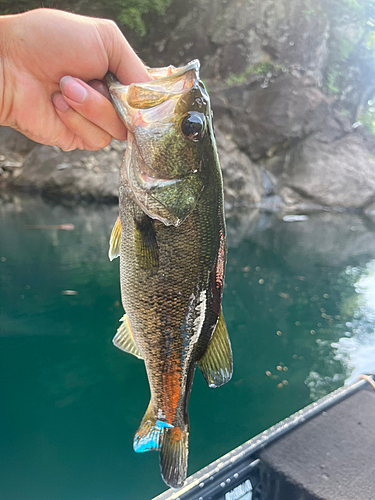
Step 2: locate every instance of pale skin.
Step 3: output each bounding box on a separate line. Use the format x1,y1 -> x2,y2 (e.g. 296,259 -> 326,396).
0,8 -> 151,151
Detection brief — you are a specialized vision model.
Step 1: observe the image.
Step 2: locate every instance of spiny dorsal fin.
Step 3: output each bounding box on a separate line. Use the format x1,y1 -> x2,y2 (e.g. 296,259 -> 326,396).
198,309 -> 233,388
113,314 -> 143,359
109,216 -> 121,261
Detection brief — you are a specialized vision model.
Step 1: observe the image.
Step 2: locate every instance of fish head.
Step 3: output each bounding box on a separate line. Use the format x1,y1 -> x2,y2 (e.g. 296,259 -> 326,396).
106,60 -> 215,226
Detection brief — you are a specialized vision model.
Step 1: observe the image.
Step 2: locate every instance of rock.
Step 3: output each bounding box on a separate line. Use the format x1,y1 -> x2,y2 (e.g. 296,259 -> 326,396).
10,142 -> 125,201
213,73 -> 330,160
139,0 -> 329,84
0,126 -> 37,156
0,127 -> 38,187
215,127 -> 263,210
282,134 -> 375,209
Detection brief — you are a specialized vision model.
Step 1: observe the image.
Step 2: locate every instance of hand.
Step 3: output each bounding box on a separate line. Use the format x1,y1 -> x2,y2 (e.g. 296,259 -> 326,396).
0,8 -> 151,151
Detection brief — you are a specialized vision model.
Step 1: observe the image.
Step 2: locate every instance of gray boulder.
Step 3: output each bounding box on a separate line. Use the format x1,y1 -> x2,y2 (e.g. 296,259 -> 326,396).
215,127 -> 263,210
282,133 -> 375,209
0,126 -> 37,156
11,142 -> 125,201
213,73 -> 330,160
140,0 -> 329,84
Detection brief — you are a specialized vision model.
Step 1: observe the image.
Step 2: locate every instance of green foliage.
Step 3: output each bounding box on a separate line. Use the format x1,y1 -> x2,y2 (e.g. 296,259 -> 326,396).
114,0 -> 172,35
225,62 -> 285,87
0,0 -> 173,36
358,99 -> 375,133
343,0 -> 361,9
321,0 -> 375,128
325,69 -> 340,94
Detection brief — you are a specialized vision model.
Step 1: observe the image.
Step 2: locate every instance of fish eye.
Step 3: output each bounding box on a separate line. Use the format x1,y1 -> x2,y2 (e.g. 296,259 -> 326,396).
180,112 -> 205,142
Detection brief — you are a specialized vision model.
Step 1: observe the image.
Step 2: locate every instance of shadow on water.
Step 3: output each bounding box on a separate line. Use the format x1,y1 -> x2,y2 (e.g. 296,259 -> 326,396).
1,195 -> 375,500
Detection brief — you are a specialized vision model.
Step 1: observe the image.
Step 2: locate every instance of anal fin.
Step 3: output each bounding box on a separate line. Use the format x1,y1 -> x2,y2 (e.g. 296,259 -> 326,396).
133,403 -> 173,453
109,216 -> 121,261
198,309 -> 233,388
113,314 -> 143,360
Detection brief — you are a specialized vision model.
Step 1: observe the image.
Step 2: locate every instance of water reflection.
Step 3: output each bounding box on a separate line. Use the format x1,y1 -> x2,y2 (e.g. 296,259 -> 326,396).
332,260 -> 375,385
2,196 -> 375,500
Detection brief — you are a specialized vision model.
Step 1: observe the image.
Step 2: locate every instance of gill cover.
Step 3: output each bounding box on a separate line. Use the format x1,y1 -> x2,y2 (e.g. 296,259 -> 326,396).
106,61 -> 211,227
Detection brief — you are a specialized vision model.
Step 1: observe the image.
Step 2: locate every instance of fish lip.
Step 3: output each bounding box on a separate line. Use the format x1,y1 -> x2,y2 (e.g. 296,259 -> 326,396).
147,59 -> 200,84
105,59 -> 201,101
105,72 -> 118,87
105,60 -> 200,87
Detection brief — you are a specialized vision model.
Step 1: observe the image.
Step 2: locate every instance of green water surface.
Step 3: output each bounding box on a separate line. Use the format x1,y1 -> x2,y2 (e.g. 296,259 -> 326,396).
1,196 -> 375,500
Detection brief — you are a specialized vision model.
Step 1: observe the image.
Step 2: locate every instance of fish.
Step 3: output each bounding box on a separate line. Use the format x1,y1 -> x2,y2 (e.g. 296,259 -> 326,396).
106,60 -> 232,489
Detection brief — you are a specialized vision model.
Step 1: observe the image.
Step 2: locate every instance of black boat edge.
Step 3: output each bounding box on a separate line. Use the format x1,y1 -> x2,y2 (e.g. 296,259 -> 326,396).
152,374 -> 375,500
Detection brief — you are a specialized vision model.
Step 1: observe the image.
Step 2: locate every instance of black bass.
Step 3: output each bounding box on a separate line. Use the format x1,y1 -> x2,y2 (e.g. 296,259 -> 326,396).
106,60 -> 232,488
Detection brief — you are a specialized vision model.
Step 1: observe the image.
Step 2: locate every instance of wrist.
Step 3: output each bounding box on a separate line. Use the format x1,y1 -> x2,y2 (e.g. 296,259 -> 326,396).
0,15 -> 16,127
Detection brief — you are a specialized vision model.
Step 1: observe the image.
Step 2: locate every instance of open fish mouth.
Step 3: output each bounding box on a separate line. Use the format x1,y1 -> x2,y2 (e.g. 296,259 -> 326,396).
105,60 -> 203,124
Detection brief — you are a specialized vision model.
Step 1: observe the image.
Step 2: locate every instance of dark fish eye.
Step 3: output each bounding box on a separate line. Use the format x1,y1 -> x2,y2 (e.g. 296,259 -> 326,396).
180,112 -> 205,142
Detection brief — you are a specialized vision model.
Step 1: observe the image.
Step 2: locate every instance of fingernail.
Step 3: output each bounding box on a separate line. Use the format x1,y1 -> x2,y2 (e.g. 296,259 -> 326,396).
52,93 -> 70,112
60,76 -> 88,103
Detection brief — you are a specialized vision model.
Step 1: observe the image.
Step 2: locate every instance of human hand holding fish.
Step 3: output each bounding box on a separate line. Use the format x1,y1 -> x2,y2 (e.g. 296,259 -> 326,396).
0,8 -> 150,150
0,7 -> 233,490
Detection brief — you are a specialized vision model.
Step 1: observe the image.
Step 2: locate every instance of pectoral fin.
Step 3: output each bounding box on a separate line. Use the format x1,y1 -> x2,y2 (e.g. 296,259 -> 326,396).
198,309 -> 233,388
113,314 -> 143,359
150,174 -> 204,226
109,216 -> 121,261
134,211 -> 159,271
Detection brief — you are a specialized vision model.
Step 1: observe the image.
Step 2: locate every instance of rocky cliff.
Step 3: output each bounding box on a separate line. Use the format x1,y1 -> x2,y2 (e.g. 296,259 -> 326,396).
2,0 -> 375,216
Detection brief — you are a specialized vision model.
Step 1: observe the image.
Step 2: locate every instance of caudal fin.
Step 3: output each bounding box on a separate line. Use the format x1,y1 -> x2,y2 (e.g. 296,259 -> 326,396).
160,425 -> 189,488
133,405 -> 189,488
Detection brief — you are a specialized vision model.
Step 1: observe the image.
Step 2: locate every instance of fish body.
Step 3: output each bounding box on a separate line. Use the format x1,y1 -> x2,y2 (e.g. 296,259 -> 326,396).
107,61 -> 232,488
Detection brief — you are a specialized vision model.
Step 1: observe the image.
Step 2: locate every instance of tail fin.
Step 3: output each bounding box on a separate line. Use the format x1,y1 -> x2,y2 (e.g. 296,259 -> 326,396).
160,424 -> 189,488
133,404 -> 173,453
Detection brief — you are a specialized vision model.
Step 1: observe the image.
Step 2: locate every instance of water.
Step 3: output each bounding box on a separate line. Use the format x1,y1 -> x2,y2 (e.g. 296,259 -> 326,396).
1,196 -> 375,500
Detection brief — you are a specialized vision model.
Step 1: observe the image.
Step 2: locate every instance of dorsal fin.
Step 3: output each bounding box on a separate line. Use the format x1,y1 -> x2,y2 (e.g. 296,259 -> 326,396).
198,309 -> 233,388
109,216 -> 121,261
113,314 -> 143,360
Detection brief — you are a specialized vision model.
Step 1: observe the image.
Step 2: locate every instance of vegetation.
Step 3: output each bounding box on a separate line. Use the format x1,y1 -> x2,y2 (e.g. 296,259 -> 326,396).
225,62 -> 286,87
321,0 -> 375,130
0,0 -> 172,36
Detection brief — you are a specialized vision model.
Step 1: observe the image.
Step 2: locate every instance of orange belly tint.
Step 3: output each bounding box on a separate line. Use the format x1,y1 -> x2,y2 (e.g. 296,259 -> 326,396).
162,361 -> 182,424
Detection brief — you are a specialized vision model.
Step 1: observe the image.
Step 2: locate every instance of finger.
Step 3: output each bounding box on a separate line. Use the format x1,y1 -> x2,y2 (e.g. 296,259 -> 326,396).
60,76 -> 127,141
88,79 -> 111,100
52,92 -> 113,151
97,20 -> 152,84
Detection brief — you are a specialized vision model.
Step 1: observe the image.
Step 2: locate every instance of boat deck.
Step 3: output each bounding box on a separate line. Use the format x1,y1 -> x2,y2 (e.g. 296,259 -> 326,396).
153,376 -> 375,500
259,379 -> 375,500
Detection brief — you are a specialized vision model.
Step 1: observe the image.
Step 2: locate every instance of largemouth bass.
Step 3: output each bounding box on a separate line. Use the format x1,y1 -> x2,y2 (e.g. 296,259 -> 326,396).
106,60 -> 232,488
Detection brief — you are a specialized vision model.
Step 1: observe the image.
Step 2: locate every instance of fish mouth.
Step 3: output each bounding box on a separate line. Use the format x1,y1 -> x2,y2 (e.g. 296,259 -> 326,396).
106,59 -> 200,94
105,60 -> 203,120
